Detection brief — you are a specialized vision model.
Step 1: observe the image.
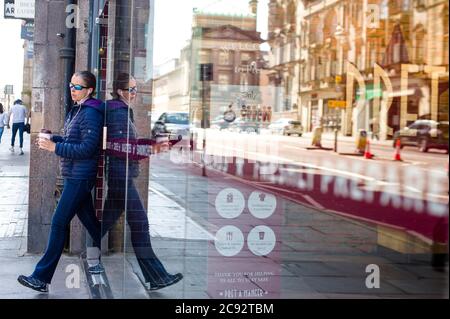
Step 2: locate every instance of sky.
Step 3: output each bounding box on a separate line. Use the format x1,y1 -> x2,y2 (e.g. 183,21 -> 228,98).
0,0 -> 24,101
0,0 -> 269,100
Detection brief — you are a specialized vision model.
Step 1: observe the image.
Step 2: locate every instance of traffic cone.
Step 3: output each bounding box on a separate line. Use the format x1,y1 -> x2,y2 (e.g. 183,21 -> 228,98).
364,140 -> 373,159
394,139 -> 402,161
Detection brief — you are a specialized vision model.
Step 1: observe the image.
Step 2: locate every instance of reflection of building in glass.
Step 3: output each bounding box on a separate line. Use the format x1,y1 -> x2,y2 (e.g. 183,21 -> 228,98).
152,48 -> 191,115
190,12 -> 265,124
268,0 -> 449,139
267,0 -> 300,121
152,12 -> 268,125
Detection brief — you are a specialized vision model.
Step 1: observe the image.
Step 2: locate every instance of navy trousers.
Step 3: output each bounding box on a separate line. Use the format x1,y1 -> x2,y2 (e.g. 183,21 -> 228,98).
102,178 -> 170,284
32,179 -> 101,283
11,122 -> 24,148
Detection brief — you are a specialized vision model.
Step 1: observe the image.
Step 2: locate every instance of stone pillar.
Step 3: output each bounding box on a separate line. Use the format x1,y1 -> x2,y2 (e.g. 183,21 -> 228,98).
28,0 -> 67,253
69,0 -> 91,254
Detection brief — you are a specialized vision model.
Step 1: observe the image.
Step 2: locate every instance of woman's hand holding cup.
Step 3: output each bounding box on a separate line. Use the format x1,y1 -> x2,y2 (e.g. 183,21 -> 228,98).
37,129 -> 56,152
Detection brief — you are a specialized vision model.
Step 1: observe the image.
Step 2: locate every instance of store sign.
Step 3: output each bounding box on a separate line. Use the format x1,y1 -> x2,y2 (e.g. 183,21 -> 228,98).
14,0 -> 34,19
328,100 -> 347,109
4,0 -> 15,19
4,85 -> 14,95
207,187 -> 282,299
3,0 -> 35,20
21,22 -> 34,40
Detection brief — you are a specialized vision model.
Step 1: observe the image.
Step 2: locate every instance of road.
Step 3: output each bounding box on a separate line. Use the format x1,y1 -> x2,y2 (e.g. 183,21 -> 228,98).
167,129 -> 449,244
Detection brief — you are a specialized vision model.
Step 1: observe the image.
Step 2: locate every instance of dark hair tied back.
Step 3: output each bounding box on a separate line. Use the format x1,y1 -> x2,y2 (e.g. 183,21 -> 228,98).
74,71 -> 97,97
111,73 -> 132,99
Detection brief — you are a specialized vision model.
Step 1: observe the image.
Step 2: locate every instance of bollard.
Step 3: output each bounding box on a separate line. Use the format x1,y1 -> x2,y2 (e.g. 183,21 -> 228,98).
311,126 -> 323,148
355,129 -> 367,154
334,129 -> 338,152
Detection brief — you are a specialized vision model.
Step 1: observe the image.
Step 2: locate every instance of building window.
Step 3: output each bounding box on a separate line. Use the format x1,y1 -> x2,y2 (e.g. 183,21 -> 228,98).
240,73 -> 248,91
393,43 -> 401,63
443,8 -> 449,64
304,64 -> 310,82
199,50 -> 211,64
415,27 -> 425,64
402,0 -> 410,10
381,0 -> 388,19
219,73 -> 231,91
285,77 -> 293,111
241,52 -> 251,62
219,51 -> 231,65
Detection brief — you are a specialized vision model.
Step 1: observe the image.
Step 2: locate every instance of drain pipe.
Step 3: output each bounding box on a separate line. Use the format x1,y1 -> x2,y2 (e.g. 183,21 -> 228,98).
59,0 -> 76,116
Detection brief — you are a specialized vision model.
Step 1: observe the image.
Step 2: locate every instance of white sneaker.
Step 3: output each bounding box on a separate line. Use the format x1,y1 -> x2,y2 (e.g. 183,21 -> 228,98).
9,147 -> 14,153
19,149 -> 24,155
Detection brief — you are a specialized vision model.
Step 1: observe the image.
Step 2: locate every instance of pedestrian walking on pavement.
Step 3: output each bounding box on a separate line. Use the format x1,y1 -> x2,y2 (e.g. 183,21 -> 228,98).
18,71 -> 104,293
7,99 -> 29,155
0,103 -> 7,144
103,73 -> 183,291
370,117 -> 380,141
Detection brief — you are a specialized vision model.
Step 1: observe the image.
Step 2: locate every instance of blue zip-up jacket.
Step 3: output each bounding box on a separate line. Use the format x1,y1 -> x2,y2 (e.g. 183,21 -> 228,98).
51,98 -> 105,179
105,99 -> 140,179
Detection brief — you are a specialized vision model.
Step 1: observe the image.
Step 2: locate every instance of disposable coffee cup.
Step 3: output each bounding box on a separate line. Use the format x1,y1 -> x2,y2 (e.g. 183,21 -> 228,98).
39,129 -> 52,140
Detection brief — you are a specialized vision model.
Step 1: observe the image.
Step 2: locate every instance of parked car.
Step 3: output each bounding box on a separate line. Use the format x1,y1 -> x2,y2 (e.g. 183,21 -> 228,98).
268,118 -> 303,136
228,118 -> 261,134
211,115 -> 231,130
393,120 -> 449,153
151,112 -> 190,144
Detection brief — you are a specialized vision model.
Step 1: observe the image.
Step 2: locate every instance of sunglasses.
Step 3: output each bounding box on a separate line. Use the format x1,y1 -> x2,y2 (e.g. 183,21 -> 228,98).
126,86 -> 138,93
69,83 -> 88,91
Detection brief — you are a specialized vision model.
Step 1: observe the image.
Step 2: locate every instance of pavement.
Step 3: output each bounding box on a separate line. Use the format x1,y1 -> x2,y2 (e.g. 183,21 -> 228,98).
0,128 -> 448,299
0,129 -> 90,299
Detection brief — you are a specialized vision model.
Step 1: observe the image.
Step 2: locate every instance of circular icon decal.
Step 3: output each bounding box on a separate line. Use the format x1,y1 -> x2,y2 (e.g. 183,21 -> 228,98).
247,226 -> 276,256
215,188 -> 245,219
215,226 -> 245,257
248,191 -> 276,219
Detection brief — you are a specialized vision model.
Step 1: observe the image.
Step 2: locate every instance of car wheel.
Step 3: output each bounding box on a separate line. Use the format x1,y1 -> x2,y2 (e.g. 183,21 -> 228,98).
419,138 -> 429,153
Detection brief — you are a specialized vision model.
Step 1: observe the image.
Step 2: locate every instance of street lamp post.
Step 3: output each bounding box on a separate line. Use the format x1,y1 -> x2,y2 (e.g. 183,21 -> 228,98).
200,63 -> 213,177
334,126 -> 338,153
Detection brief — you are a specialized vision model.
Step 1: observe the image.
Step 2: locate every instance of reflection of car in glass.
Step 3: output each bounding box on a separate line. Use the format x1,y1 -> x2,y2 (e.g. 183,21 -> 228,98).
151,112 -> 190,143
211,115 -> 230,130
393,120 -> 449,153
228,118 -> 261,134
268,118 -> 303,136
